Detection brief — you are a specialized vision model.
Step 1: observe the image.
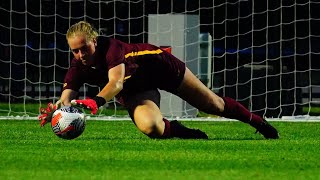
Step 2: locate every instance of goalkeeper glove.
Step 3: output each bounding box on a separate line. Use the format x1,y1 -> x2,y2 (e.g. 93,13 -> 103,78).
38,100 -> 61,127
71,96 -> 106,115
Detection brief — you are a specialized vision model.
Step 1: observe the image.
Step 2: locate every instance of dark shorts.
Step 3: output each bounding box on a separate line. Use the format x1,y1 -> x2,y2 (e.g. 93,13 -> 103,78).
123,89 -> 161,120
117,50 -> 186,107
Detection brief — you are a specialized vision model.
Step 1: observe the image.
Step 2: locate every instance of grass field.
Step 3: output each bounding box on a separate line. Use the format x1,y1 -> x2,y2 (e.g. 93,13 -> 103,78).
1,120 -> 320,180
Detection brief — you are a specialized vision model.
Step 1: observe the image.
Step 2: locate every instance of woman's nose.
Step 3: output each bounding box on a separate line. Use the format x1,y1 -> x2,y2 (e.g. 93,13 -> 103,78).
79,50 -> 85,58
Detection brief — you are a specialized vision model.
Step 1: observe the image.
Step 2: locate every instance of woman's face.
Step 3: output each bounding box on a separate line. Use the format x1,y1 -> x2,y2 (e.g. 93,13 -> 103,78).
67,34 -> 96,66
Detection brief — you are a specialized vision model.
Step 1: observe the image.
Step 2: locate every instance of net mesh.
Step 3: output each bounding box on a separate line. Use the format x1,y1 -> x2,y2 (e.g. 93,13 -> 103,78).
0,0 -> 320,119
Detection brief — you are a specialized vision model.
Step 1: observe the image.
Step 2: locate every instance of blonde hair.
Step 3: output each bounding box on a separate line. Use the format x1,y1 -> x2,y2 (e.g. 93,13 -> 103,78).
66,21 -> 98,41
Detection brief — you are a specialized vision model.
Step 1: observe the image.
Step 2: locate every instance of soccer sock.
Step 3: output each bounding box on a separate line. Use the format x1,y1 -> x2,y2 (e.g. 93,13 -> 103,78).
221,97 -> 263,126
161,118 -> 172,138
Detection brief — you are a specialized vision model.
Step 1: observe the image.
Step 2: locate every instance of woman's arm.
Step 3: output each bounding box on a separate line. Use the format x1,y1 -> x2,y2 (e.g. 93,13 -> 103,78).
97,63 -> 125,102
70,63 -> 125,114
60,89 -> 79,106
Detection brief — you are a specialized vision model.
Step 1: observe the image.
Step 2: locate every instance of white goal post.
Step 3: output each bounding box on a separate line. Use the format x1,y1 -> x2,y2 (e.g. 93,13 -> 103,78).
1,0 -> 320,119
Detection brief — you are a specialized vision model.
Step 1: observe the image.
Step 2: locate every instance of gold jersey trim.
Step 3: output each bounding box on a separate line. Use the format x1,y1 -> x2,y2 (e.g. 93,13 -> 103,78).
124,76 -> 131,81
124,49 -> 163,59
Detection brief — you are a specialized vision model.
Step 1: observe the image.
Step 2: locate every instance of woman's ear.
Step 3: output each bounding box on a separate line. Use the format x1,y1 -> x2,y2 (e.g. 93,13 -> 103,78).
92,38 -> 97,46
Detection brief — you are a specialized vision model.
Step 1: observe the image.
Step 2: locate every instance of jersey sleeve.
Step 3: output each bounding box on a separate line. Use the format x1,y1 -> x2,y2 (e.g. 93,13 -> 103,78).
105,39 -> 125,69
63,66 -> 84,91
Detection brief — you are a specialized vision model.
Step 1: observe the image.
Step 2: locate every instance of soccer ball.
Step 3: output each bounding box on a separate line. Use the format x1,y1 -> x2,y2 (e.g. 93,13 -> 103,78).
51,106 -> 86,140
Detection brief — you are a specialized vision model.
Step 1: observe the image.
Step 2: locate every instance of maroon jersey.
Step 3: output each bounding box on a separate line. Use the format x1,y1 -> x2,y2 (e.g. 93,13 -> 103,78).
63,37 -> 186,104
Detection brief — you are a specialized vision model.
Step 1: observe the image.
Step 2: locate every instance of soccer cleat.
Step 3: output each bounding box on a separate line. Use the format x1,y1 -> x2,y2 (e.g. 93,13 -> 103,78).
170,120 -> 208,139
253,119 -> 279,139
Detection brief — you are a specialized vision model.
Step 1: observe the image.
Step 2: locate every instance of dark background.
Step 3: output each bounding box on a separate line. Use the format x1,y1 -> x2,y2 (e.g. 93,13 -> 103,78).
1,0 -> 320,117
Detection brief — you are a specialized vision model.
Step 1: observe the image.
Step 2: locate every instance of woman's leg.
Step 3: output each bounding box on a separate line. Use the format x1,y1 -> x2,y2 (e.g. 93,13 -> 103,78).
124,90 -> 208,139
176,68 -> 279,139
133,100 -> 166,137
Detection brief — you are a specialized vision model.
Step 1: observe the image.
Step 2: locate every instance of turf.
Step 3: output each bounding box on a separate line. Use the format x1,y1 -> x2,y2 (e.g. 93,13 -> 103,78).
1,120 -> 320,180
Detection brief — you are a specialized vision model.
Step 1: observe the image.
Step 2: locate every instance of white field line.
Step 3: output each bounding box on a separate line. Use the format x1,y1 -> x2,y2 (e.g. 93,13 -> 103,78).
1,116 -> 320,122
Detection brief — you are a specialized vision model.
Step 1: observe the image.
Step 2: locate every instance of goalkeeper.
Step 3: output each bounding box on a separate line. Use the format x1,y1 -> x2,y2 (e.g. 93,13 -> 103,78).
39,21 -> 279,139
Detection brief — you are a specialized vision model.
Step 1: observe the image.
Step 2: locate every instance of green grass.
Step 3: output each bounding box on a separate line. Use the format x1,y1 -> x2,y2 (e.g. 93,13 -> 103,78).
1,120 -> 320,179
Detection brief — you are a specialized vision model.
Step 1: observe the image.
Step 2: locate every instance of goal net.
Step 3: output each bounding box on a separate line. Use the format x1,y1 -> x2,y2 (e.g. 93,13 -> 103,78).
1,0 -> 319,119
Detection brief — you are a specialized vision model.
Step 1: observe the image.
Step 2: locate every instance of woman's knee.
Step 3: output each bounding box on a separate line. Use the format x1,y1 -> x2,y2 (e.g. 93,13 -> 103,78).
132,102 -> 165,138
134,109 -> 164,137
138,120 -> 157,135
136,118 -> 164,138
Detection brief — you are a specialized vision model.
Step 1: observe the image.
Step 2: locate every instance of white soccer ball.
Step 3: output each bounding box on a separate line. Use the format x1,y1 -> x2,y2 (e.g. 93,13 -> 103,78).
51,106 -> 86,140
